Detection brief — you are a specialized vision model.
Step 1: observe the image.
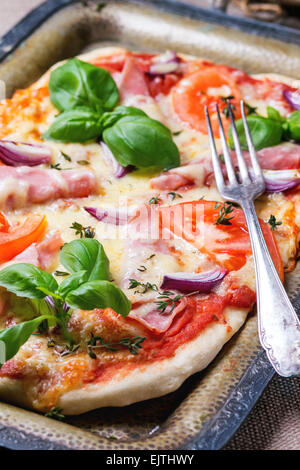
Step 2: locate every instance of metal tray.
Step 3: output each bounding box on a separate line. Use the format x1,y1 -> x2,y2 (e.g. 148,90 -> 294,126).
0,0 -> 299,450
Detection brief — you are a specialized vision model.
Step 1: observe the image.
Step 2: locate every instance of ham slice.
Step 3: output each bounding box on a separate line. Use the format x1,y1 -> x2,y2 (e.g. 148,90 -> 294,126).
130,297 -> 188,333
0,166 -> 98,209
236,142 -> 300,170
36,230 -> 63,270
118,57 -> 149,101
120,227 -> 191,333
151,143 -> 300,190
1,230 -> 63,271
150,159 -> 211,190
150,172 -> 192,191
4,244 -> 40,267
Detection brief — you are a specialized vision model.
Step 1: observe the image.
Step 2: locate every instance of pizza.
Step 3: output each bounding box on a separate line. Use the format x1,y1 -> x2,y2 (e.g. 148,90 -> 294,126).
0,47 -> 299,416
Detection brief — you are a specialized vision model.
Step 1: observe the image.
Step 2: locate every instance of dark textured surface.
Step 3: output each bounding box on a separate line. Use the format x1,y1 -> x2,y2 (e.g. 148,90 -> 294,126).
224,375 -> 300,450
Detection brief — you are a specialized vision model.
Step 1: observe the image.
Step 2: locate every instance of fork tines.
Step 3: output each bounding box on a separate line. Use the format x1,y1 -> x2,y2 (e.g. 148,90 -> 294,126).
204,101 -> 265,194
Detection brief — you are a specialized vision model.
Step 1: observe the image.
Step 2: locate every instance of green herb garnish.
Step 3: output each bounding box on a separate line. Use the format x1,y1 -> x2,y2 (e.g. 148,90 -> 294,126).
87,333 -> 145,356
128,279 -> 158,294
215,202 -> 235,225
45,406 -> 65,421
149,196 -> 162,205
50,163 -> 62,170
61,152 -> 72,162
70,222 -> 95,239
244,103 -> 257,115
96,2 -> 106,11
0,239 -> 131,367
267,214 -> 282,231
137,265 -> 147,272
173,130 -> 182,136
43,58 -> 180,170
47,338 -> 80,357
168,192 -> 182,200
155,291 -> 183,314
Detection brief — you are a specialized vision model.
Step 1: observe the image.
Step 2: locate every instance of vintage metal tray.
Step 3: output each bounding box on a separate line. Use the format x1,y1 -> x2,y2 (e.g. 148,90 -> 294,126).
0,0 -> 299,451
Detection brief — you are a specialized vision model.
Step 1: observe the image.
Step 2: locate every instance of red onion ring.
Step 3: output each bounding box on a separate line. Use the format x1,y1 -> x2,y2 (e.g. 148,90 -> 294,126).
0,140 -> 52,166
160,268 -> 227,293
84,206 -> 132,225
264,169 -> 300,193
283,89 -> 300,111
148,51 -> 179,75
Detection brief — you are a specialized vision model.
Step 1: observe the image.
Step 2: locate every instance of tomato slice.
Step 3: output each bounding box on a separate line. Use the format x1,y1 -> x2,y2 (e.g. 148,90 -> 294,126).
158,201 -> 283,280
0,212 -> 10,233
0,214 -> 47,262
172,67 -> 243,135
89,51 -> 130,73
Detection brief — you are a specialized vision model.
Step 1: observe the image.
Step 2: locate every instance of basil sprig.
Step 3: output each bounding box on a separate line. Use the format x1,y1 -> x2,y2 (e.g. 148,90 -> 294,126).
287,111 -> 300,141
0,315 -> 58,364
0,239 -> 131,366
49,58 -> 119,113
228,106 -> 300,151
43,58 -> 180,170
103,114 -> 180,170
43,107 -> 103,143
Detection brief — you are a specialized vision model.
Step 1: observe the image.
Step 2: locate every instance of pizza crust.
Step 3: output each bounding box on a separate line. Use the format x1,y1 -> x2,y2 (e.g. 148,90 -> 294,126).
0,307 -> 247,415
0,377 -> 32,410
58,307 -> 247,414
252,73 -> 300,90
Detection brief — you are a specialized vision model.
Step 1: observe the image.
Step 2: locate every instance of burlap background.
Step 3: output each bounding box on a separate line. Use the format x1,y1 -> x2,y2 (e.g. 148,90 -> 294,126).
0,0 -> 299,451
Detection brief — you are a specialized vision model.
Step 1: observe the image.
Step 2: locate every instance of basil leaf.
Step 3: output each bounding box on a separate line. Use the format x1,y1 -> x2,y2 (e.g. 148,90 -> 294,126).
0,264 -> 58,300
267,106 -> 286,124
49,58 -> 119,112
0,315 -> 57,365
65,280 -> 131,317
42,107 -> 102,143
60,239 -> 110,282
58,270 -> 88,297
101,106 -> 147,129
287,111 -> 300,141
103,115 -> 180,170
7,293 -> 52,320
228,115 -> 283,151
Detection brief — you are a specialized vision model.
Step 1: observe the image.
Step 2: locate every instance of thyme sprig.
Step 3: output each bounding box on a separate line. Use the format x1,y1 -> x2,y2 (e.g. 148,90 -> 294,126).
47,338 -> 80,357
149,196 -> 162,205
128,279 -> 158,294
267,214 -> 282,231
168,192 -> 183,200
87,333 -> 146,357
221,95 -> 235,119
61,151 -> 72,162
70,221 -> 95,239
155,291 -> 183,315
214,202 -> 235,225
45,406 -> 65,421
50,163 -> 62,170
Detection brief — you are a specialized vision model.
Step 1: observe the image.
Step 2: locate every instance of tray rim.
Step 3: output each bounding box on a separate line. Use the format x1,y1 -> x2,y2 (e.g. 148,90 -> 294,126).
0,0 -> 298,451
1,0 -> 300,64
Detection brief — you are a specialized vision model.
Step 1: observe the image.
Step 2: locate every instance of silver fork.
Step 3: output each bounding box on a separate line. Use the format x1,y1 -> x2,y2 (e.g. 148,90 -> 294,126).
205,101 -> 300,377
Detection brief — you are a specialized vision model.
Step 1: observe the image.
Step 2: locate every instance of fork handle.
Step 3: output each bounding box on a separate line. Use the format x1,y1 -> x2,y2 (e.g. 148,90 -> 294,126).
241,199 -> 300,377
